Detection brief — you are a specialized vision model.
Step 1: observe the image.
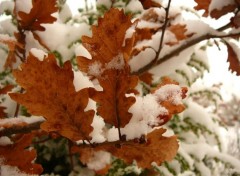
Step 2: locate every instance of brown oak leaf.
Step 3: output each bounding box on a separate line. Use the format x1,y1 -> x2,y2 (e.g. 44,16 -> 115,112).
77,8 -> 138,127
89,69 -> 138,127
194,0 -> 237,19
226,43 -> 240,76
194,0 -> 211,17
139,0 -> 162,9
0,37 -> 23,69
0,134 -> 43,174
17,0 -> 58,31
153,77 -> 187,125
0,84 -> 14,118
10,53 -> 94,141
77,8 -> 133,74
72,128 -> 179,169
167,24 -> 191,46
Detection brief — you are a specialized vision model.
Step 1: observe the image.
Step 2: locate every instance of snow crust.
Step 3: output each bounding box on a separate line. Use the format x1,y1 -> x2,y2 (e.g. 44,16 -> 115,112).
0,116 -> 45,128
86,151 -> 111,171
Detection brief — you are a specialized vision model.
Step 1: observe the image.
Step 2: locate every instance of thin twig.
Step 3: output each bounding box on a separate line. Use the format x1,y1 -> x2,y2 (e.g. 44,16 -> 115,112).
132,30 -> 240,75
0,120 -> 43,136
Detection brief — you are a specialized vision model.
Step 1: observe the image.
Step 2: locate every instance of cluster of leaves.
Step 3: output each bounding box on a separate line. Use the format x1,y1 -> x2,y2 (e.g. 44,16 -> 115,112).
1,0 -> 240,175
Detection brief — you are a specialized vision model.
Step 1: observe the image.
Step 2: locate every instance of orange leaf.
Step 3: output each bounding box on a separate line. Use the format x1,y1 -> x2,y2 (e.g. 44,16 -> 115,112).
210,4 -> 236,19
0,134 -> 43,174
0,36 -> 23,69
0,84 -> 14,118
77,9 -> 138,128
139,0 -> 162,9
167,24 -> 191,46
139,72 -> 153,85
18,0 -> 58,31
73,128 -> 179,169
0,107 -> 6,119
153,77 -> 187,126
77,8 -> 133,75
194,0 -> 237,19
194,0 -> 211,17
226,43 -> 240,76
89,69 -> 138,127
10,53 -> 94,141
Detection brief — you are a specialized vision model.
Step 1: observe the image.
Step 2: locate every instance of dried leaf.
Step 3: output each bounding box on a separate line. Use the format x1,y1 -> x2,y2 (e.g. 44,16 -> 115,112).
77,8 -> 133,74
0,37 -> 23,69
134,27 -> 159,44
18,0 -> 58,31
139,0 -> 162,9
77,9 -> 138,127
73,128 -> 179,169
194,0 -> 237,19
10,53 -> 94,141
0,134 -> 43,174
226,43 -> 240,75
0,85 -> 14,118
194,0 -> 211,17
0,107 -> 6,119
89,69 -> 138,127
153,77 -> 187,125
210,4 -> 236,19
139,72 -> 153,85
167,24 -> 190,46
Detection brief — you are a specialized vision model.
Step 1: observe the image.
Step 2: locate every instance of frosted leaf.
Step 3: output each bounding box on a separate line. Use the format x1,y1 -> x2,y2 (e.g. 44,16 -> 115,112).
88,61 -> 104,77
154,84 -> 183,105
105,53 -> 125,70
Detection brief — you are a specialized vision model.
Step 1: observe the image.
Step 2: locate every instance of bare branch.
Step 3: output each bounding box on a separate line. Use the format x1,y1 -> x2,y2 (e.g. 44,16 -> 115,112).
132,30 -> 240,75
0,117 -> 44,136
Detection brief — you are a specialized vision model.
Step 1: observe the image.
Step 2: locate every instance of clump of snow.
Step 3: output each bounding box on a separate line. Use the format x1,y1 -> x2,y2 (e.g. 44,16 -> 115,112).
105,53 -> 125,70
30,48 -> 47,61
0,116 -> 45,128
87,53 -> 125,77
86,151 -> 111,171
88,61 -> 104,77
106,127 -> 119,142
155,84 -> 183,105
0,136 -> 12,146
90,116 -> 106,143
0,34 -> 15,42
75,44 -> 92,59
129,48 -> 156,72
0,1 -> 14,15
73,70 -> 94,91
15,0 -> 32,14
0,159 -> 37,176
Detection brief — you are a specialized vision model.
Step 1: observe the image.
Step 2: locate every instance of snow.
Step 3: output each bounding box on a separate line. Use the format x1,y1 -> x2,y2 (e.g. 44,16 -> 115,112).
209,0 -> 235,12
0,1 -> 14,15
88,61 -> 103,77
105,53 -> 125,70
129,48 -> 156,72
15,0 -> 32,14
86,151 -> 111,171
90,116 -> 106,143
0,116 -> 45,127
155,84 -> 183,105
73,70 -> 94,91
0,159 -> 37,176
30,48 -> 47,61
0,34 -> 15,42
0,136 -> 12,146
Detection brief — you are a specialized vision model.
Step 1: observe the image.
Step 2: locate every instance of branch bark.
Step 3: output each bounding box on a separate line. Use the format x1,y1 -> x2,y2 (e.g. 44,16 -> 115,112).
132,30 -> 240,75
